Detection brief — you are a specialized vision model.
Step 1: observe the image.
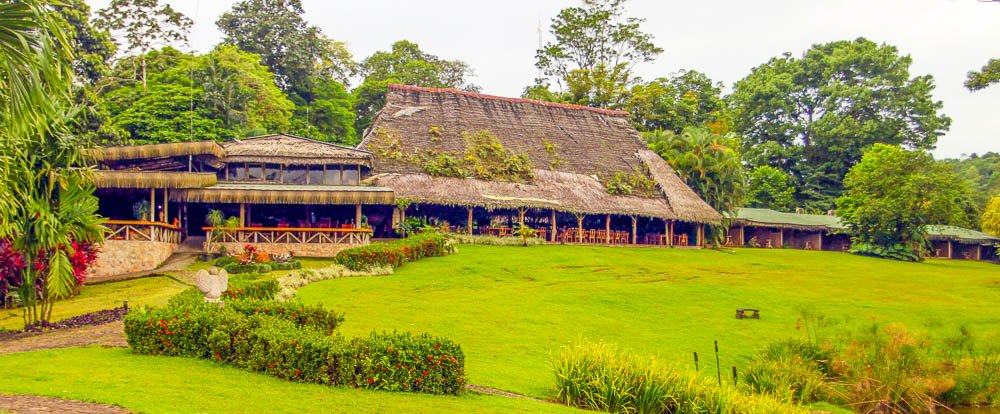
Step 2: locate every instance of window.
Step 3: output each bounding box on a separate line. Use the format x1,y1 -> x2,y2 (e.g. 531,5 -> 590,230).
247,163 -> 263,181
307,166 -> 324,185
264,164 -> 280,181
324,165 -> 342,185
283,166 -> 307,185
342,168 -> 359,185
226,164 -> 244,181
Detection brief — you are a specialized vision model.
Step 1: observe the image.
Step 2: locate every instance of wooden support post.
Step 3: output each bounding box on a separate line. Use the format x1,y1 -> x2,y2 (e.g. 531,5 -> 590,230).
605,214 -> 611,244
631,215 -> 637,245
576,215 -> 584,243
947,241 -> 953,259
976,245 -> 982,261
188,154 -> 193,172
817,232 -> 823,251
149,188 -> 156,221
778,229 -> 784,249
740,226 -> 746,246
467,207 -> 474,235
696,224 -> 703,247
163,188 -> 169,223
518,208 -> 526,227
239,203 -> 246,227
668,220 -> 675,247
355,204 -> 363,227
550,210 -> 557,243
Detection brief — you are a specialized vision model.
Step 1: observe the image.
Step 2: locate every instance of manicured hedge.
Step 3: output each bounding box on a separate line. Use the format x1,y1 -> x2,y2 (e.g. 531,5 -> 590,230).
335,232 -> 454,271
218,259 -> 302,274
222,274 -> 280,301
124,301 -> 466,395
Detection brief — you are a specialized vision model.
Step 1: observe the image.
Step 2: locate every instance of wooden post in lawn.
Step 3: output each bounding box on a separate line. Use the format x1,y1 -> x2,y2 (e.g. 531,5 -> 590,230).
467,207 -> 474,235
605,214 -> 611,244
149,188 -> 156,221
239,203 -> 246,227
355,204 -> 362,227
550,210 -> 557,243
576,214 -> 584,243
631,215 -> 637,245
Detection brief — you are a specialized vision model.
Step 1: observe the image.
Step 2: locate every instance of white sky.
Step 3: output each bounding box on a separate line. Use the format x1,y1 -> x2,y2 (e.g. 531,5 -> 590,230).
87,0 -> 1000,159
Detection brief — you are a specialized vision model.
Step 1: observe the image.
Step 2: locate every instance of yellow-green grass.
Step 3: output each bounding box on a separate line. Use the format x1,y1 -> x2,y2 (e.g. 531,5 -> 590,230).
296,245 -> 1000,398
0,276 -> 189,330
0,347 -> 581,414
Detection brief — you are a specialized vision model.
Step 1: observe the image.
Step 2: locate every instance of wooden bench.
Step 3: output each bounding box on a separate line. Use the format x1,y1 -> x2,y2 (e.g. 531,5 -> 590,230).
735,308 -> 760,319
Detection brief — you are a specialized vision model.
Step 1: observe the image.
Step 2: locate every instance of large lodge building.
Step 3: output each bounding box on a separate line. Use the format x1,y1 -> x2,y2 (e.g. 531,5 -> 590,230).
84,85 -> 997,278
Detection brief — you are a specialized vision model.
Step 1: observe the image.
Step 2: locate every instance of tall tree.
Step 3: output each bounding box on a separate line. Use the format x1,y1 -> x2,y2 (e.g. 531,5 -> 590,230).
983,196 -> 1000,236
353,40 -> 477,136
52,0 -> 116,85
533,0 -> 662,109
627,70 -> 728,134
746,166 -> 796,212
197,45 -> 294,135
646,128 -> 746,244
965,58 -> 1000,91
728,38 -> 951,210
836,144 -> 969,261
94,0 -> 192,88
0,1 -> 105,326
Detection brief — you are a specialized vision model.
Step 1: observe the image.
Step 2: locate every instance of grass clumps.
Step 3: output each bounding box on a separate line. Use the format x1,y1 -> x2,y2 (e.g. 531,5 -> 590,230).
552,340 -> 808,414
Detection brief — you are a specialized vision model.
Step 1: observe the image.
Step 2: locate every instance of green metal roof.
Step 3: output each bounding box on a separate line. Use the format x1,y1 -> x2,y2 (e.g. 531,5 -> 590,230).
926,225 -> 999,243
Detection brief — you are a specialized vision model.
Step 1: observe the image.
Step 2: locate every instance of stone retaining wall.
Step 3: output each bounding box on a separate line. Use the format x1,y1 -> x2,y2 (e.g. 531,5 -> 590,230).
209,242 -> 349,258
88,240 -> 178,280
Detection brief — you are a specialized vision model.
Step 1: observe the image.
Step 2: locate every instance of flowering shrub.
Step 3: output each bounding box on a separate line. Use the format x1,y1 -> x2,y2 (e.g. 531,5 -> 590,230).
335,233 -> 454,271
0,239 -> 99,306
216,245 -> 301,274
351,332 -> 466,394
221,274 -> 280,301
125,300 -> 467,395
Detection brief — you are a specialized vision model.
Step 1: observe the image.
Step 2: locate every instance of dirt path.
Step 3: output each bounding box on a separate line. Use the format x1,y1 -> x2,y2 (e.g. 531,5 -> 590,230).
0,395 -> 131,414
0,321 -> 126,355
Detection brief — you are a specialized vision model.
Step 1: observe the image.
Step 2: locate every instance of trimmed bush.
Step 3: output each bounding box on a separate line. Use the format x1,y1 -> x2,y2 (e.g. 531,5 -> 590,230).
224,263 -> 273,275
227,299 -> 344,334
351,332 -> 465,394
231,315 -> 353,385
214,256 -> 238,267
335,232 -> 454,271
447,233 -> 545,246
223,274 -> 280,301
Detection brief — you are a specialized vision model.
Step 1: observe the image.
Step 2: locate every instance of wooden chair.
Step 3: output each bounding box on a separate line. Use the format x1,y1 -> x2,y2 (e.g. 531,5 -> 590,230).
317,218 -> 332,228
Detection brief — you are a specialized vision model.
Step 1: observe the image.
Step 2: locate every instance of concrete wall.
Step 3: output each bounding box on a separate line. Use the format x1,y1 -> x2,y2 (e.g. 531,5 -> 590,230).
209,242 -> 349,258
88,239 -> 178,280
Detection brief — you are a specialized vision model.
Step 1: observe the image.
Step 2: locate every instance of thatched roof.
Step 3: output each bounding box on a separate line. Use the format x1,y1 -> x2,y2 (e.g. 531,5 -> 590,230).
358,84 -> 720,223
93,171 -> 218,189
86,141 -> 225,162
171,183 -> 394,205
223,134 -> 372,166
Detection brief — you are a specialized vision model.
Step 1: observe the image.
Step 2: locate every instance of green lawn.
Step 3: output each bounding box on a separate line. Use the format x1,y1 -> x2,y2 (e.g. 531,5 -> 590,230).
0,347 -> 580,414
0,276 -> 189,330
297,245 -> 1000,398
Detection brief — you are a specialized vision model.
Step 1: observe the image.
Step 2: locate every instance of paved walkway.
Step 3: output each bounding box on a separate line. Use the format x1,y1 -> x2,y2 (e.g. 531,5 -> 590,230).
0,395 -> 131,414
0,321 -> 127,355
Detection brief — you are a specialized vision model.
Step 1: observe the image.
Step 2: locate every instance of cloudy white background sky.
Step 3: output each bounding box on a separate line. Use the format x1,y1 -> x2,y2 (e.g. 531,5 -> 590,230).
87,0 -> 1000,159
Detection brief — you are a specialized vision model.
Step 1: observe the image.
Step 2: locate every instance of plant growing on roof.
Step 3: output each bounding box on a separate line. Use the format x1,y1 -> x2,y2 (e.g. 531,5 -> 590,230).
542,139 -> 564,170
602,166 -> 659,198
366,128 -> 405,160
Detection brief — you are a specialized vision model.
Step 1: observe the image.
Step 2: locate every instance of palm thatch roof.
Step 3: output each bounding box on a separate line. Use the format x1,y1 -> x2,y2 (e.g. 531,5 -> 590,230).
358,84 -> 720,223
86,141 -> 225,162
171,183 -> 394,205
93,171 -> 218,189
223,134 -> 372,166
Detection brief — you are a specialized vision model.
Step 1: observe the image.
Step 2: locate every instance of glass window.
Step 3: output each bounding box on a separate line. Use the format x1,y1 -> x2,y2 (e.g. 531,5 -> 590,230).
226,164 -> 243,181
307,166 -> 324,185
264,164 -> 280,181
324,165 -> 342,185
342,168 -> 359,185
283,166 -> 307,185
247,163 -> 263,181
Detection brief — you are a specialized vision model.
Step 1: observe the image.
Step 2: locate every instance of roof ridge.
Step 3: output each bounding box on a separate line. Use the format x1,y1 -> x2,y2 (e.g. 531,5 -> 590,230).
387,84 -> 630,117
239,133 -> 373,154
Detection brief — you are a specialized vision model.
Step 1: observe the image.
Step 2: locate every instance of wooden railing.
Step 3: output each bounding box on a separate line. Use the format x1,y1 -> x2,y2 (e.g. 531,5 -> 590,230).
105,220 -> 183,244
202,226 -> 373,250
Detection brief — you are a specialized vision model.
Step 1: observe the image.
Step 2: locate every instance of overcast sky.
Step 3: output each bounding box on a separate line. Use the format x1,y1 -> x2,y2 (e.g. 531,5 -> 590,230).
87,0 -> 1000,159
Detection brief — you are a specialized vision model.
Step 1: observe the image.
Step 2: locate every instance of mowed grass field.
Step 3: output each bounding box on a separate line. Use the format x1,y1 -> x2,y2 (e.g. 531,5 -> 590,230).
297,245 -> 1000,398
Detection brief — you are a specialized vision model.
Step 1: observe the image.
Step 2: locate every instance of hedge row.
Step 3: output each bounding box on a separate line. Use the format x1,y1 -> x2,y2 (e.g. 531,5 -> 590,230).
222,261 -> 302,275
335,232 -> 454,271
124,302 -> 465,395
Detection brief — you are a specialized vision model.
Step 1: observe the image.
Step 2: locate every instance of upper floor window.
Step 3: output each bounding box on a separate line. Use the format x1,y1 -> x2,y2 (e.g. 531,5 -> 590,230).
224,163 -> 366,186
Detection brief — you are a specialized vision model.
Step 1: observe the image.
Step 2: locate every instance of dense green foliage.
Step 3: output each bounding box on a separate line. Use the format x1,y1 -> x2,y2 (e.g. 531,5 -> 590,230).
983,196 -> 1000,236
965,58 -> 1000,91
335,233 -> 454,271
746,166 -> 796,211
836,144 -> 972,261
939,152 -> 1000,223
729,38 -> 951,210
627,70 -> 729,134
552,341 -> 808,413
94,0 -> 191,88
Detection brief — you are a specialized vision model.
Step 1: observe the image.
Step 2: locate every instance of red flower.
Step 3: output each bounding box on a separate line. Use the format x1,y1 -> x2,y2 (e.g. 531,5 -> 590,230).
215,353 -> 221,359
367,378 -> 374,384
295,369 -> 301,376
422,370 -> 428,376
435,343 -> 441,349
268,363 -> 275,368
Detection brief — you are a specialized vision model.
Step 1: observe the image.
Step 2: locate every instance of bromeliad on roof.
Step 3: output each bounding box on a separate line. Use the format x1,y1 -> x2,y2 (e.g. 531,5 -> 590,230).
359,84 -> 721,223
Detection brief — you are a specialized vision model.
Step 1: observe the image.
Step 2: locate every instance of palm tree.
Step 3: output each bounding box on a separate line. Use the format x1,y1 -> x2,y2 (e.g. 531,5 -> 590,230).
0,1 -> 105,326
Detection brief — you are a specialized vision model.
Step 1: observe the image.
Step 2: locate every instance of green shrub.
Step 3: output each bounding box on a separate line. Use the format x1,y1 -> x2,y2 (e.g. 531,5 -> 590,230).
270,261 -> 302,271
226,299 -> 344,335
124,302 -> 243,358
223,274 -> 279,301
214,256 -> 238,267
231,315 -> 353,385
552,341 -> 808,414
224,263 -> 273,274
446,233 -> 545,246
351,331 -> 465,394
740,340 -> 831,404
335,232 -> 454,271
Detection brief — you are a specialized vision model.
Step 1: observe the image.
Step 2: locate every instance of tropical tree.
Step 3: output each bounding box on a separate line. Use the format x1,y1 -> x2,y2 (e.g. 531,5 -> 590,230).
94,0 -> 192,88
0,1 -> 106,326
646,128 -> 746,245
965,58 -> 999,91
728,38 -> 951,210
836,144 -> 969,261
533,0 -> 661,109
354,40 -> 477,136
627,70 -> 728,134
983,196 -> 1000,236
746,166 -> 796,211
